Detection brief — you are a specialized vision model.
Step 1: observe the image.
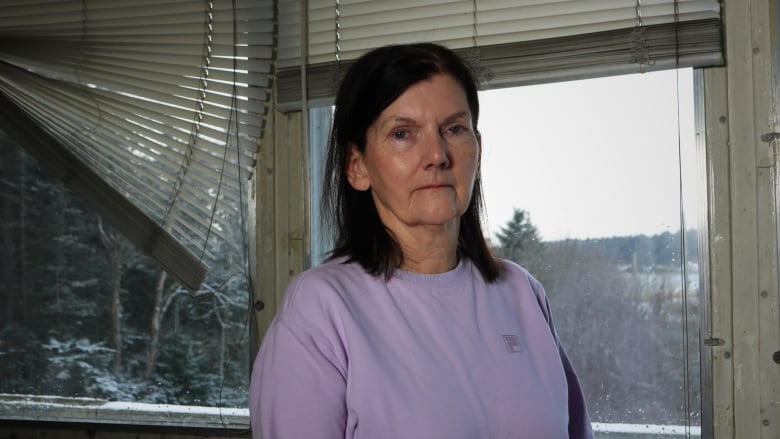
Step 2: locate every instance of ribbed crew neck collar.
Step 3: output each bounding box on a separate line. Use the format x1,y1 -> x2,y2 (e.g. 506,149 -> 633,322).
391,257 -> 470,287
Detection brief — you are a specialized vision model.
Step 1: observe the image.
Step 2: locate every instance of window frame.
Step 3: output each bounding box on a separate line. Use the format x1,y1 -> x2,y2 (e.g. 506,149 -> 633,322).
301,68 -> 712,436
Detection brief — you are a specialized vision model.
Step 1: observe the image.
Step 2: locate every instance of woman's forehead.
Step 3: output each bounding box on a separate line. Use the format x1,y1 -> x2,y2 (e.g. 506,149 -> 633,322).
372,75 -> 472,125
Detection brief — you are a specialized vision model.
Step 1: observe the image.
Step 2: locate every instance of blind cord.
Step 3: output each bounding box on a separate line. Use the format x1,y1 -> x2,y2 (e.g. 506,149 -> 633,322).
215,0 -> 254,431
672,0 -> 694,435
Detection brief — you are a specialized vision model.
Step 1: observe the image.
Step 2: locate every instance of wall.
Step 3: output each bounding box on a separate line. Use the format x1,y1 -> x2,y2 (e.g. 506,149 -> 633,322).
705,0 -> 780,438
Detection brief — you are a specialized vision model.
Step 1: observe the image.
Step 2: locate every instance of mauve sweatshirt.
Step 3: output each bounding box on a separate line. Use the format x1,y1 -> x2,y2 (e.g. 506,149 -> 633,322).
249,257 -> 593,439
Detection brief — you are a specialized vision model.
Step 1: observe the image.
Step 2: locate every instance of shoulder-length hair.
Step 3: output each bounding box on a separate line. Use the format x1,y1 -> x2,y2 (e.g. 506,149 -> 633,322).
322,42 -> 501,282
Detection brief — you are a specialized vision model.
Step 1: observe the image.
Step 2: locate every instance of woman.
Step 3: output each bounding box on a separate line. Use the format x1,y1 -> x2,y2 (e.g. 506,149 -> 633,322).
249,43 -> 593,439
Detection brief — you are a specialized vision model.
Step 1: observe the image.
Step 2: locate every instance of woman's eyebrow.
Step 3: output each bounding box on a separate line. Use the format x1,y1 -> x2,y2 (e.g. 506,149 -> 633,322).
442,111 -> 470,124
378,111 -> 470,130
376,115 -> 417,131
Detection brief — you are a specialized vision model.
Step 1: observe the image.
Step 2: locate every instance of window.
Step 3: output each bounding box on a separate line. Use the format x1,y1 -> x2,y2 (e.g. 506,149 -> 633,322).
307,68 -> 705,437
0,0 -> 269,428
0,130 -> 251,429
481,69 -> 703,435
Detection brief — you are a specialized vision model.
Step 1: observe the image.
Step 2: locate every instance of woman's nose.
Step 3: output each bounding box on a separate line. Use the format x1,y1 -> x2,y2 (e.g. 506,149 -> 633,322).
425,133 -> 451,169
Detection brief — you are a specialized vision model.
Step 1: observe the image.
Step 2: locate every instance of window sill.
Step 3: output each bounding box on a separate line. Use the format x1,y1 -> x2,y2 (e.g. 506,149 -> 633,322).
0,394 -> 249,430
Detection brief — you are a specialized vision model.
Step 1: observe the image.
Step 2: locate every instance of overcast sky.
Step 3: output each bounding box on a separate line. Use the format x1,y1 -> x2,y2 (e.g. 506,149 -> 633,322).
478,68 -> 697,242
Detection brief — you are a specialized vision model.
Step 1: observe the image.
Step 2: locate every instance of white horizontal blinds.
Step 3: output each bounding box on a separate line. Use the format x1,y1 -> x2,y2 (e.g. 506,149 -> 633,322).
276,0 -> 722,109
0,0 -> 273,290
0,91 -> 206,291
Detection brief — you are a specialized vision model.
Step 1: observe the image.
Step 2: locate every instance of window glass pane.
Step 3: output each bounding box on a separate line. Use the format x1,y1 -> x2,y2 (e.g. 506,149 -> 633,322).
0,130 -> 250,420
306,68 -> 704,435
480,69 -> 702,434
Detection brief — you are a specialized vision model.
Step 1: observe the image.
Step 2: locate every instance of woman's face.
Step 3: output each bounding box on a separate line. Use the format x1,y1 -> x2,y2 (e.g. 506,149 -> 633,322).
346,73 -> 480,238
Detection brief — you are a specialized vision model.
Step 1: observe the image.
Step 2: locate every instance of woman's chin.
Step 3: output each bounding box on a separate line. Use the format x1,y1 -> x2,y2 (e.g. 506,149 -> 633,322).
416,210 -> 461,227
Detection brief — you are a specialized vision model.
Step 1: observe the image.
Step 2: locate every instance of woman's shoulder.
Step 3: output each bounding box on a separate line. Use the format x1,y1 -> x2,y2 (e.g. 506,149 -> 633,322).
494,258 -> 536,281
493,258 -> 546,300
276,257 -> 371,317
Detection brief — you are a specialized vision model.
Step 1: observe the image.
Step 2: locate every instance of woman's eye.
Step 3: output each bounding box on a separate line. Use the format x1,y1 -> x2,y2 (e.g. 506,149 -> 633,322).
446,125 -> 466,135
392,130 -> 408,140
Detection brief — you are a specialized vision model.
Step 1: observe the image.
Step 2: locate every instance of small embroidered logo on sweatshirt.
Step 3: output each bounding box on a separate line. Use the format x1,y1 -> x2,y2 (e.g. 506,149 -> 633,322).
502,334 -> 523,353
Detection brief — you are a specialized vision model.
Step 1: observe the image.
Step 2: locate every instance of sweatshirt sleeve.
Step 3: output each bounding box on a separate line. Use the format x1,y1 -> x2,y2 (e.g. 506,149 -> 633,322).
249,316 -> 348,439
558,338 -> 594,439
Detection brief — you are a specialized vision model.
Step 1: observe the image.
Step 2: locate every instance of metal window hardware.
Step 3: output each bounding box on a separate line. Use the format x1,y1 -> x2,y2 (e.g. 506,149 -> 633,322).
704,337 -> 725,346
760,132 -> 780,143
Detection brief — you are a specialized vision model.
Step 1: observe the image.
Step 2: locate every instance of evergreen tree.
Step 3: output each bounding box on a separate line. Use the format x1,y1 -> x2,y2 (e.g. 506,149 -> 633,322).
493,208 -> 546,277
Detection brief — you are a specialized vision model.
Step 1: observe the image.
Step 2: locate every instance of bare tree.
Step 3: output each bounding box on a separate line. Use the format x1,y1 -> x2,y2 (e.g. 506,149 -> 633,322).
142,270 -> 167,381
98,216 -> 126,374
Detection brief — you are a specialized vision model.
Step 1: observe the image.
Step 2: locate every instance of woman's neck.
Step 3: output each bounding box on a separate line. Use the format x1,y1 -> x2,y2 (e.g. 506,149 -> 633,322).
394,224 -> 460,274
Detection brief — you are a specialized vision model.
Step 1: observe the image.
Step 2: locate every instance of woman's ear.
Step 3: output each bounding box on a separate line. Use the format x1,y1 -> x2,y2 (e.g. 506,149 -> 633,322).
346,143 -> 371,191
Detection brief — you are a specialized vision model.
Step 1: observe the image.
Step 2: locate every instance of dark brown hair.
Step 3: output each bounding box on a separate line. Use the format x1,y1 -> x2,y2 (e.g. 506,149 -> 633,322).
322,43 -> 500,282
